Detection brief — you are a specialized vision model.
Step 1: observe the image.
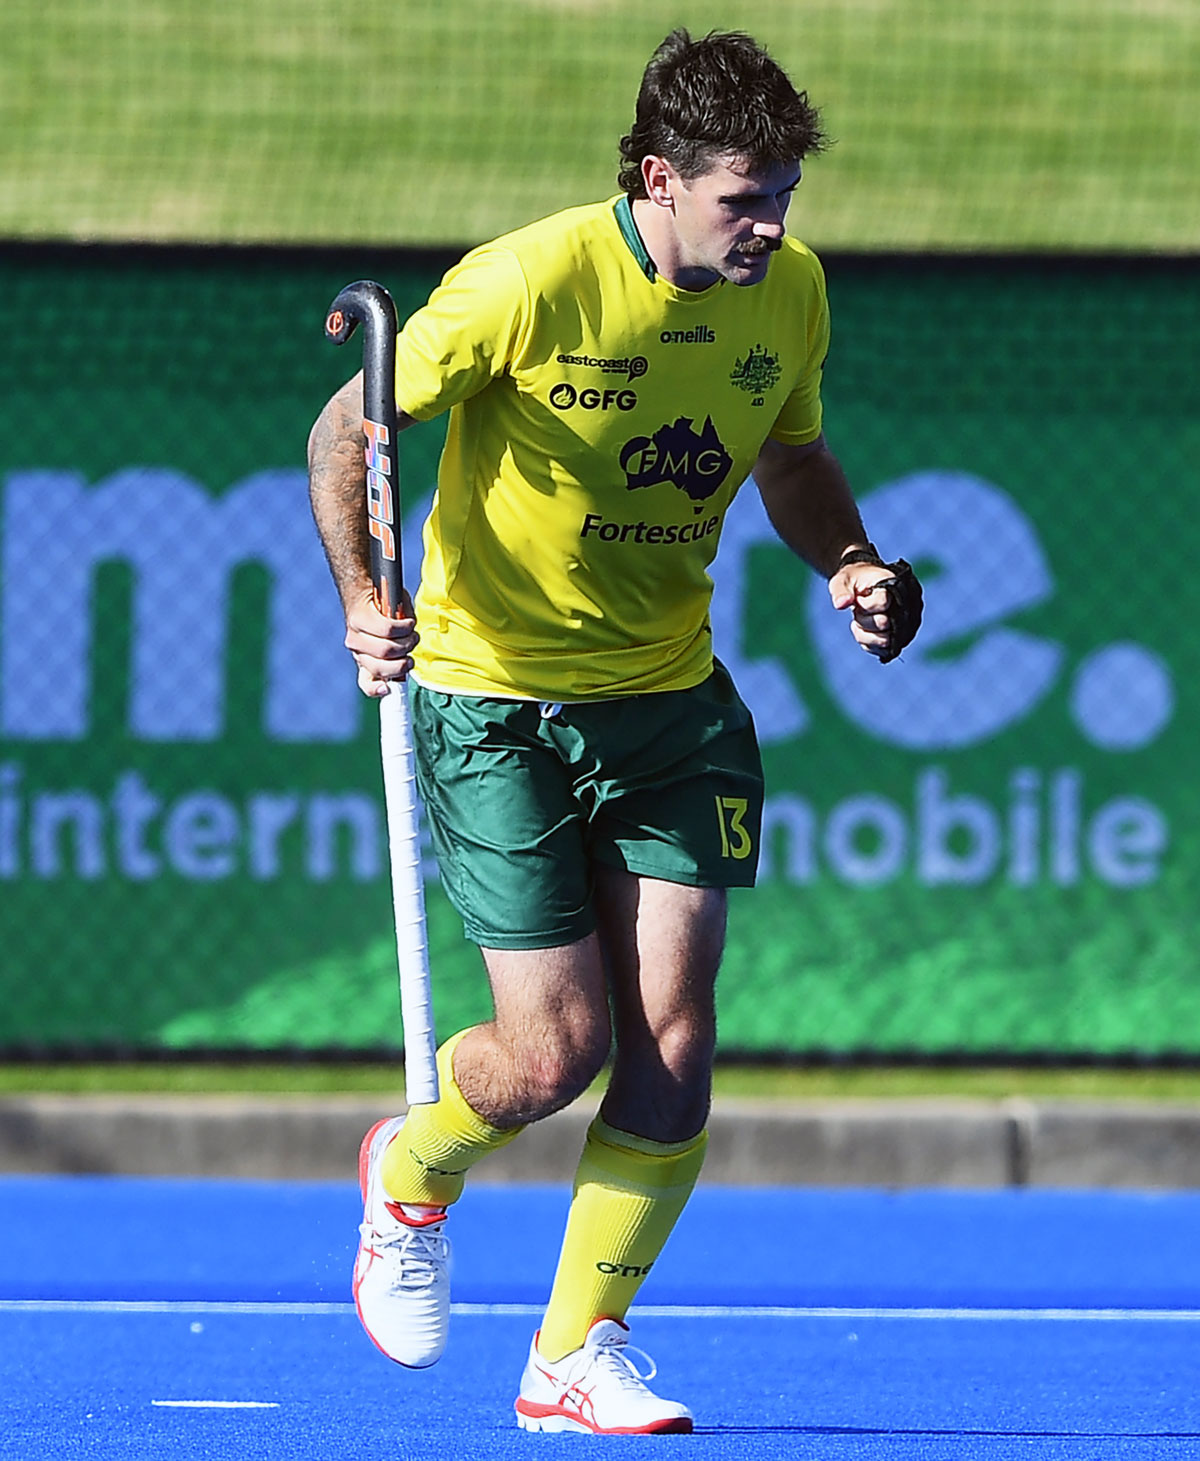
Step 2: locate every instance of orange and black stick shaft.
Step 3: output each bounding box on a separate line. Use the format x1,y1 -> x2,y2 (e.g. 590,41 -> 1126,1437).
323,279 -> 438,1106
324,279 -> 404,619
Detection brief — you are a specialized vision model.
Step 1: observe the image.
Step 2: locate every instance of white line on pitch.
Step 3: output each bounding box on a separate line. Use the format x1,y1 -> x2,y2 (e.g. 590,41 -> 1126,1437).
627,1305 -> 1200,1323
152,1400 -> 279,1409
461,1303 -> 1200,1324
4,1298 -> 1200,1323
0,1299 -> 353,1315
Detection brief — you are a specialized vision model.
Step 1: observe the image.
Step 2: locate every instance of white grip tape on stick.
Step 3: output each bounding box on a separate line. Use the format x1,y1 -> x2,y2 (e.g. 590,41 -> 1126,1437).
379,684 -> 439,1106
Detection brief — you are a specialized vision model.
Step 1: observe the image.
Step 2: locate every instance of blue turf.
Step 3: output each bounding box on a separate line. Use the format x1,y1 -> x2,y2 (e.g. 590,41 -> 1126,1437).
4,1177 -> 1200,1457
5,1309 -> 1200,1459
5,1177 -> 1200,1308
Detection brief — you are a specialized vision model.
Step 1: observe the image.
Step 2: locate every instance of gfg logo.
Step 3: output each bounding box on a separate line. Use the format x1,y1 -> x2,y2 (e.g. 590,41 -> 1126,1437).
549,384 -> 638,412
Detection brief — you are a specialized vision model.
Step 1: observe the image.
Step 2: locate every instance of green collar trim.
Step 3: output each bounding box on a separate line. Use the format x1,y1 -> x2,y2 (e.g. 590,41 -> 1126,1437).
614,195 -> 656,282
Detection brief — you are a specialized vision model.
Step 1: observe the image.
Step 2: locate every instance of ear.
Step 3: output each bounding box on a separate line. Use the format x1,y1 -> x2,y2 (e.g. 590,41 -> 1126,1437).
641,155 -> 678,210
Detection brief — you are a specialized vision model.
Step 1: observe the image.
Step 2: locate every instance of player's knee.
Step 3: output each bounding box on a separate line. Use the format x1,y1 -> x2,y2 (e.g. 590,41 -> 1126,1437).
655,1005 -> 716,1075
521,1024 -> 611,1118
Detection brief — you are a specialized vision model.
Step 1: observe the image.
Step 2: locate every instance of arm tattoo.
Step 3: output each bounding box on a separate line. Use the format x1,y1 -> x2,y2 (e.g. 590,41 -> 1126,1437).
308,380 -> 373,610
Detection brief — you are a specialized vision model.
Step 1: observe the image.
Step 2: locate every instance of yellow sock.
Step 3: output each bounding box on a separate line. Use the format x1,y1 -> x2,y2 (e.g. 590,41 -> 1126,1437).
380,1028 -> 523,1208
536,1116 -> 707,1362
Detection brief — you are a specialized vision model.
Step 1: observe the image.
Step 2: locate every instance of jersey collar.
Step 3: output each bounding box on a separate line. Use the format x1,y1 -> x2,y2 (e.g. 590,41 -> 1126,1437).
613,195 -> 656,282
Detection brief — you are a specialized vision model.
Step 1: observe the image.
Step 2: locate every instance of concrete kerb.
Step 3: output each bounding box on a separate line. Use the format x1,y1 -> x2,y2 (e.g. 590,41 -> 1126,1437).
3,1094 -> 1200,1188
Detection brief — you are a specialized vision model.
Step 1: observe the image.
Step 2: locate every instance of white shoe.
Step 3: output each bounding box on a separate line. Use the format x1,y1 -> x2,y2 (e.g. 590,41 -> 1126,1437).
514,1319 -> 693,1434
352,1115 -> 451,1368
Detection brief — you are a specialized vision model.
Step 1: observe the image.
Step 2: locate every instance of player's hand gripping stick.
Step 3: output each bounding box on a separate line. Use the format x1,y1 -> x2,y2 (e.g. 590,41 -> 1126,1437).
325,280 -> 438,1105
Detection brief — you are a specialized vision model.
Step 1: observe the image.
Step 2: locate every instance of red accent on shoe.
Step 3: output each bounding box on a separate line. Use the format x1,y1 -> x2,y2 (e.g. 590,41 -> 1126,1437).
358,1118 -> 392,1197
514,1320 -> 694,1435
384,1201 -> 448,1229
513,1398 -> 693,1436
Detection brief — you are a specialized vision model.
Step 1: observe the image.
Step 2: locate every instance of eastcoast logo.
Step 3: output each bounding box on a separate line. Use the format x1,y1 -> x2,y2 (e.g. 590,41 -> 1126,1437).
555,352 -> 647,381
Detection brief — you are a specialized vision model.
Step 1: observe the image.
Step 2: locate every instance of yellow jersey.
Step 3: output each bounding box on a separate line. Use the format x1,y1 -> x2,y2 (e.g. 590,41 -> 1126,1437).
396,195 -> 830,699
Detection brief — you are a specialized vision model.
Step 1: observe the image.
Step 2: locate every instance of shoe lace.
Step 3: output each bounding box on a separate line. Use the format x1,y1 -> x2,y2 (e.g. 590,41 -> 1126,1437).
361,1219 -> 449,1291
592,1334 -> 659,1390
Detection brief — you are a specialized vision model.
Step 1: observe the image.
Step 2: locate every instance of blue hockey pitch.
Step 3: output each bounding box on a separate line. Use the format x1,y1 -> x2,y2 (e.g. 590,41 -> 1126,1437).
4,1177 -> 1200,1458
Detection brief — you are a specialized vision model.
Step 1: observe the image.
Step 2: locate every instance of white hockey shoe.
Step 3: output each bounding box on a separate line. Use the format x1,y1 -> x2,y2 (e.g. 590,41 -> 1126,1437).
514,1318 -> 694,1434
352,1115 -> 451,1368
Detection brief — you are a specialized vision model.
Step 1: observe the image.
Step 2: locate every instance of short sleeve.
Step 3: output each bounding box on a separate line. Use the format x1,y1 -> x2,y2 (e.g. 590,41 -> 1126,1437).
767,252 -> 831,446
394,244 -> 533,420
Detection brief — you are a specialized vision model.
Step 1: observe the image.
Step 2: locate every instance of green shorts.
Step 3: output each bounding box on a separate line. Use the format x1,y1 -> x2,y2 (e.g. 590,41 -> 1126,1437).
410,662 -> 764,950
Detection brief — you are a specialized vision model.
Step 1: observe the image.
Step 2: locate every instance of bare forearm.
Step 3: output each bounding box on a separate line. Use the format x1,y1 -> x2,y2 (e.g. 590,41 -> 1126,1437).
308,373 -> 422,694
753,437 -> 870,578
307,373 -> 374,611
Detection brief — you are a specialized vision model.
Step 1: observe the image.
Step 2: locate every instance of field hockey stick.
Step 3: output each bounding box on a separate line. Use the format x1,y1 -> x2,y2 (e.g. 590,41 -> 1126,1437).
325,280 -> 439,1106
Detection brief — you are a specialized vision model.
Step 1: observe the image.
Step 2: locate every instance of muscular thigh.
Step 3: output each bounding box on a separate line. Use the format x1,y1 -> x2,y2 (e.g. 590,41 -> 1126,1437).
594,868 -> 726,1045
593,867 -> 726,1140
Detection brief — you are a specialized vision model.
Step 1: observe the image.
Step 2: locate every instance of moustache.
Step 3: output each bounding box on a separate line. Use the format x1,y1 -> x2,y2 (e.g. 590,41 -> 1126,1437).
739,238 -> 783,258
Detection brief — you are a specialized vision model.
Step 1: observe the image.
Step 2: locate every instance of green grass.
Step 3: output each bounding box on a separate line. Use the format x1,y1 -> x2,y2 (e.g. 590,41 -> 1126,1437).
5,1063 -> 1200,1103
2,1 -> 1197,249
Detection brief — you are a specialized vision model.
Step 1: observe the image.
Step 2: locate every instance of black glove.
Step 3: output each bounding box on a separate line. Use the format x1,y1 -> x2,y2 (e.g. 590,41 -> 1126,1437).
838,546 -> 924,664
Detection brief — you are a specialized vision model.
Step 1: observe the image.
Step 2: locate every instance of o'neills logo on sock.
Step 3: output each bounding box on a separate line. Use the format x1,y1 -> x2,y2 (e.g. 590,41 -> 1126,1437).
414,1155 -> 468,1176
594,1260 -> 654,1277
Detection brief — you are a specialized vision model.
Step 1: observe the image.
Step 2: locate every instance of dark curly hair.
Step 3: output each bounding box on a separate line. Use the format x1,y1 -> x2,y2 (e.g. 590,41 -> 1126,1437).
618,29 -> 828,198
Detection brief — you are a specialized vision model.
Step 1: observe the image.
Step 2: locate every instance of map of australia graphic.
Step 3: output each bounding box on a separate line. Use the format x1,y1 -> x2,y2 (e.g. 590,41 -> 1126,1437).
619,415 -> 734,510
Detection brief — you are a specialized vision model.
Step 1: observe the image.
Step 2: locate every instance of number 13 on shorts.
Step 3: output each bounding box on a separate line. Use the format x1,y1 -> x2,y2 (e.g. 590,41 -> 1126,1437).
715,795 -> 753,860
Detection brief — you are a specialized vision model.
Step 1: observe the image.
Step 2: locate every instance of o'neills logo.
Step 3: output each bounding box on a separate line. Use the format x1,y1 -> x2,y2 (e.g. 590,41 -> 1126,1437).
579,512 -> 719,546
660,326 -> 716,344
